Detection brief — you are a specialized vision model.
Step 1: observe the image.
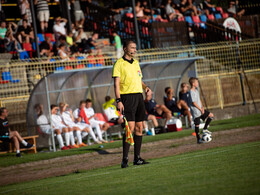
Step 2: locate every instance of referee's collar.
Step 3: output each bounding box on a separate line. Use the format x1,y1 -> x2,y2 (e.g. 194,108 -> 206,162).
122,56 -> 134,64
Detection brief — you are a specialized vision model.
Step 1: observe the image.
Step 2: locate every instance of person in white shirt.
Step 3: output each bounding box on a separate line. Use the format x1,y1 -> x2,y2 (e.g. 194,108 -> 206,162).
73,100 -> 102,144
103,96 -> 124,124
85,99 -> 109,143
59,103 -> 87,147
50,104 -> 76,149
34,104 -> 69,150
53,17 -> 67,40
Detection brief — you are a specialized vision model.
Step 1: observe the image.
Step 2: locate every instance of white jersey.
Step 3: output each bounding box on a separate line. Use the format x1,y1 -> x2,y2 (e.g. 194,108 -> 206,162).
84,107 -> 105,126
103,107 -> 118,121
37,115 -> 51,134
51,114 -> 66,129
61,111 -> 75,125
73,108 -> 91,129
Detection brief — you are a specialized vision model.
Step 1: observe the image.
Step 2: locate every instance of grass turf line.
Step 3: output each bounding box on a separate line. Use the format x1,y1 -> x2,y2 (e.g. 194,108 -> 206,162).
0,113 -> 259,168
0,141 -> 259,194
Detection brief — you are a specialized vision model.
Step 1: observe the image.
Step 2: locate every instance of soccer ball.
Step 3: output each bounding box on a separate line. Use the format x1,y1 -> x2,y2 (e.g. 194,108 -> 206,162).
202,133 -> 212,143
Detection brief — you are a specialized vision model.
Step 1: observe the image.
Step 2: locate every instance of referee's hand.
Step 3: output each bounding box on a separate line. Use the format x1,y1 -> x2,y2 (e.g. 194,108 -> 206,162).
117,102 -> 124,114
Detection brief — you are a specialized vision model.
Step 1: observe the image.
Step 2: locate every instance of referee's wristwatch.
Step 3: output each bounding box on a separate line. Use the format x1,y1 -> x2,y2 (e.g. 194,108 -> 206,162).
116,98 -> 121,103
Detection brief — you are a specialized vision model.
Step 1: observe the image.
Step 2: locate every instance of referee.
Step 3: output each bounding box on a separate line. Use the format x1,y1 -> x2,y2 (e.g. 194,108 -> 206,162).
112,40 -> 151,168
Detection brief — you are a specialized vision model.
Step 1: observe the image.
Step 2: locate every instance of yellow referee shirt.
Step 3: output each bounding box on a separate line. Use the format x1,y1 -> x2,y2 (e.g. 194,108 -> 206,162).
112,57 -> 143,94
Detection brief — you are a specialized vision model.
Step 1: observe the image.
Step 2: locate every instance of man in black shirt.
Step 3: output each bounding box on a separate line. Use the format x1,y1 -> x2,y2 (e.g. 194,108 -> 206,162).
17,19 -> 34,43
0,107 -> 33,157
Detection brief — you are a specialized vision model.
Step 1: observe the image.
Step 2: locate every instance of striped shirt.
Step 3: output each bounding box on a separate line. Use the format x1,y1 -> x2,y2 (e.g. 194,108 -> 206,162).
36,0 -> 49,12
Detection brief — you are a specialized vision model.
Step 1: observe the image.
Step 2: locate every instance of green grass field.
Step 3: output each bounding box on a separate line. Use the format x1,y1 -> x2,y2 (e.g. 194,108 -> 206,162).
0,113 -> 260,168
1,141 -> 259,195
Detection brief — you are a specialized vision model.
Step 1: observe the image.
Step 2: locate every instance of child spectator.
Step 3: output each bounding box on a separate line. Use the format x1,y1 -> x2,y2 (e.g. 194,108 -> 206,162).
179,82 -> 190,105
144,91 -> 172,132
73,100 -> 102,144
85,99 -> 109,143
50,104 -> 75,149
34,104 -> 68,150
164,87 -> 192,126
34,0 -> 50,33
58,43 -> 70,61
188,77 -> 214,144
0,107 -> 34,157
59,103 -> 87,147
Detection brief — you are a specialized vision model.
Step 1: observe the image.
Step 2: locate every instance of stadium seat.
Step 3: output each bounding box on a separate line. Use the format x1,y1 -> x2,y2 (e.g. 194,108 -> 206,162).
22,43 -> 33,58
19,51 -> 30,60
214,13 -> 222,20
177,16 -> 184,22
192,15 -> 201,23
49,58 -> 56,62
200,14 -> 207,23
2,72 -> 20,83
65,66 -> 73,70
96,64 -> 102,67
37,33 -> 45,43
207,14 -> 215,21
45,33 -> 55,42
216,7 -> 223,14
222,13 -> 229,19
76,64 -> 84,69
0,77 -> 9,84
185,16 -> 193,26
126,13 -> 133,18
87,64 -> 94,68
55,67 -> 65,71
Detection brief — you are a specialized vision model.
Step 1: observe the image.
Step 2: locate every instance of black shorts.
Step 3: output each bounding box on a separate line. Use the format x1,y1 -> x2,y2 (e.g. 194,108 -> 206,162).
194,110 -> 210,125
121,93 -> 146,122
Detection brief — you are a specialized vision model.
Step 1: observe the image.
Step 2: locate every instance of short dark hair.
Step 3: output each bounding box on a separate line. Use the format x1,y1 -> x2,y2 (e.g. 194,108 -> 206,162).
86,99 -> 92,103
59,35 -> 66,41
79,100 -> 86,106
123,40 -> 136,49
189,77 -> 198,86
50,104 -> 57,110
181,83 -> 187,88
165,87 -> 171,94
0,107 -> 6,115
105,96 -> 111,102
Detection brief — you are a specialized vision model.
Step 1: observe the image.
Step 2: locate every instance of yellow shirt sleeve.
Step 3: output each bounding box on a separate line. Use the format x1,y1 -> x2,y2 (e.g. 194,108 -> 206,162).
112,60 -> 121,78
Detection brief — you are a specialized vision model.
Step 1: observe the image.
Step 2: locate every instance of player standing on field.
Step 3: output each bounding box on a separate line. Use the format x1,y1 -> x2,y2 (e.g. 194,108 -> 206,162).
112,40 -> 152,168
188,77 -> 214,144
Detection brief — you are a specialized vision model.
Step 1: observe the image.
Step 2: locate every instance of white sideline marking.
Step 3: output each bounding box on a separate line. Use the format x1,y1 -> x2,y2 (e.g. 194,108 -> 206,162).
1,142 -> 260,193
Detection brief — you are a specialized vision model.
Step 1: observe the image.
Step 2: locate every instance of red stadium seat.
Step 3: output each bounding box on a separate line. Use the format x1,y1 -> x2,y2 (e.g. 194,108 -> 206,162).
216,7 -> 223,14
222,13 -> 229,19
45,33 -> 55,42
207,14 -> 215,21
126,13 -> 133,18
65,66 -> 73,70
22,43 -> 33,58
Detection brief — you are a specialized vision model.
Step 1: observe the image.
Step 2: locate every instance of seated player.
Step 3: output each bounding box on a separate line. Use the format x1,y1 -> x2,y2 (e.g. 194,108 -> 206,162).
0,107 -> 33,157
50,104 -> 76,149
103,96 -> 124,125
164,87 -> 192,127
179,82 -> 190,105
59,103 -> 88,147
73,100 -> 102,144
85,99 -> 109,143
144,91 -> 172,132
143,113 -> 158,135
34,104 -> 68,150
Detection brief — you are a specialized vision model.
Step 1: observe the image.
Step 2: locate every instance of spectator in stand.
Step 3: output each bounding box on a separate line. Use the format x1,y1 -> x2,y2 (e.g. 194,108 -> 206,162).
179,82 -> 190,105
227,0 -> 245,17
53,17 -> 67,41
39,36 -> 53,59
58,43 -> 70,61
112,31 -> 122,59
180,0 -> 198,16
17,14 -> 31,28
5,29 -> 22,52
50,104 -> 75,149
0,20 -> 6,52
0,107 -> 34,157
74,24 -> 88,47
135,1 -> 150,20
103,96 -> 124,125
85,99 -> 109,143
85,32 -> 101,52
202,0 -> 215,15
164,86 -> 192,127
17,19 -> 34,44
34,104 -> 68,150
144,91 -> 172,132
66,31 -> 79,55
165,0 -> 183,21
53,35 -> 70,55
34,0 -> 50,33
59,103 -> 87,147
18,0 -> 32,24
73,100 -> 102,144
70,0 -> 85,27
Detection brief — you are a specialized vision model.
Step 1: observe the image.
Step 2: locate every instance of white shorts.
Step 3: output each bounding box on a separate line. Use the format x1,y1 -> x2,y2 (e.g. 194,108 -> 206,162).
75,10 -> 84,21
90,119 -> 105,127
41,128 -> 52,135
53,124 -> 67,131
37,10 -> 50,22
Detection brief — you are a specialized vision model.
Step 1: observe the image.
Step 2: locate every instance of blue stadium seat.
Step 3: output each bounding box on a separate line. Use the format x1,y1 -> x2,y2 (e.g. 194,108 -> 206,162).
96,64 -> 102,67
19,51 -> 30,60
214,13 -> 222,20
55,67 -> 65,71
200,15 -> 207,23
185,16 -> 194,26
87,64 -> 94,68
37,33 -> 45,43
2,72 -> 20,83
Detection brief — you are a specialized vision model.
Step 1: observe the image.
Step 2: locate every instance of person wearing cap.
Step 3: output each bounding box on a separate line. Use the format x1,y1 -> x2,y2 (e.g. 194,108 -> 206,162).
74,24 -> 88,45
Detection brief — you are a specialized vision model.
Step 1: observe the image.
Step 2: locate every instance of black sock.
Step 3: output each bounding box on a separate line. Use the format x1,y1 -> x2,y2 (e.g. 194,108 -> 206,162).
122,134 -> 130,160
195,126 -> 200,140
134,134 -> 142,160
204,117 -> 212,130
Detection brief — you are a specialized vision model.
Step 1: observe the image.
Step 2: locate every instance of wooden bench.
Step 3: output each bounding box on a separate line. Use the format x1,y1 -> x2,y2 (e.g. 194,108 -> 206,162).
0,135 -> 39,154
